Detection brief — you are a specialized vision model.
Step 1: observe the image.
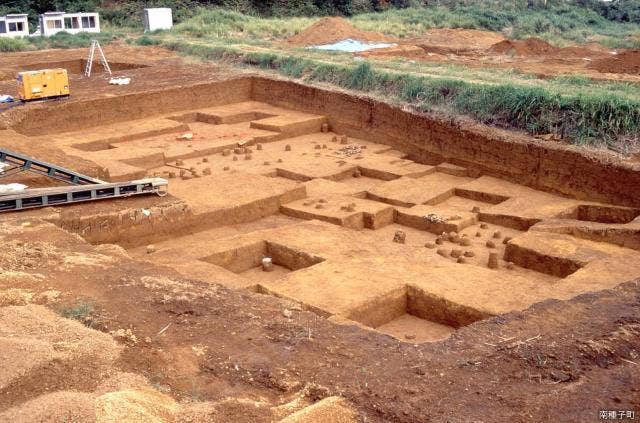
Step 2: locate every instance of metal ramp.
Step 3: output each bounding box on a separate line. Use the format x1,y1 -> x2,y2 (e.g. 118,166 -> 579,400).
0,147 -> 168,213
0,178 -> 167,212
0,148 -> 103,185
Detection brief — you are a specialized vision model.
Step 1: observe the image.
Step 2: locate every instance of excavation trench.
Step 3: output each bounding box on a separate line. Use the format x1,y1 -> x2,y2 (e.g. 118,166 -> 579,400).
20,59 -> 147,75
6,75 -> 640,344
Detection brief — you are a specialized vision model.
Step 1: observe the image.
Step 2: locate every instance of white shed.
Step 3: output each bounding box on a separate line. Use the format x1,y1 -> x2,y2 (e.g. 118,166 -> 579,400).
0,14 -> 29,38
39,11 -> 100,37
143,8 -> 173,32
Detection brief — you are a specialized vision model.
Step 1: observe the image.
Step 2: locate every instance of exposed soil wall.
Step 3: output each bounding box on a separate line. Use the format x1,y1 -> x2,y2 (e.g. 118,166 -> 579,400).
5,75 -> 640,207
7,78 -> 252,135
250,76 -> 640,207
19,60 -> 146,75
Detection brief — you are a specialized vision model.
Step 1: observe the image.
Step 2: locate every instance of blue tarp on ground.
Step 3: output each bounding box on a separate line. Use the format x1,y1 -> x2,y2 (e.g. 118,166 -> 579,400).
311,39 -> 396,53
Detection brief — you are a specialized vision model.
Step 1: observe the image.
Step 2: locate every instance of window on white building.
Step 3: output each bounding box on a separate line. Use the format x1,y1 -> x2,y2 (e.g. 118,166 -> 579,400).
46,19 -> 62,29
64,17 -> 79,29
8,22 -> 24,32
81,16 -> 96,28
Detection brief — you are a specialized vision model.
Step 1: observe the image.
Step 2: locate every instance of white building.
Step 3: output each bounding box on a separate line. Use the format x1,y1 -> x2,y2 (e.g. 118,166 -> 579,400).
0,14 -> 29,38
143,8 -> 173,32
39,12 -> 100,37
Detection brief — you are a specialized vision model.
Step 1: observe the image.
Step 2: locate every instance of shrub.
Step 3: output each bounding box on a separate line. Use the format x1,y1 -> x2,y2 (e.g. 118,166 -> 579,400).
136,35 -> 162,46
60,300 -> 95,325
0,37 -> 30,53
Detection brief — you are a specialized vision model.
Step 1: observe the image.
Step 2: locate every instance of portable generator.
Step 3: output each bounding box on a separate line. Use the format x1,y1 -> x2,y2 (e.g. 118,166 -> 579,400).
16,69 -> 70,101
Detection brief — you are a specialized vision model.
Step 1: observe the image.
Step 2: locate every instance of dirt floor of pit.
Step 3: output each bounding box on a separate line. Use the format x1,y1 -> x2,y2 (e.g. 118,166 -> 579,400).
1,45 -> 640,422
21,97 -> 640,343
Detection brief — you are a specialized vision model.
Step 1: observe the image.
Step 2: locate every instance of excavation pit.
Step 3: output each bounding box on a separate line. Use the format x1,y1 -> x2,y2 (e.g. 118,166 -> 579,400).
203,241 -> 325,280
2,43 -> 640,421
348,286 -> 488,343
19,59 -> 147,76
572,204 -> 640,224
3,69 -> 640,347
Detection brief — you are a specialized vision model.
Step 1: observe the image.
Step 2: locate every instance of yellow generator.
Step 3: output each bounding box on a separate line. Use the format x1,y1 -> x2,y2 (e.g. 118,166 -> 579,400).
16,69 -> 70,101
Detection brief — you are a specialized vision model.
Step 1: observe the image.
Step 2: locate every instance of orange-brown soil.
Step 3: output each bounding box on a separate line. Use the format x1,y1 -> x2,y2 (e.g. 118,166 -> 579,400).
286,17 -> 395,46
589,49 -> 640,74
488,37 -> 558,56
356,31 -> 638,81
408,28 -> 505,54
1,46 -> 640,422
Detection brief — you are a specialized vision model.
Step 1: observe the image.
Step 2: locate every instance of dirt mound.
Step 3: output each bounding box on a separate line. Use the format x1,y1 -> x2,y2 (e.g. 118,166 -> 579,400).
0,391 -> 97,422
589,50 -> 640,74
489,38 -> 558,56
559,45 -> 601,57
359,44 -> 437,60
0,305 -> 122,390
411,28 -> 505,52
562,43 -> 611,57
287,17 -> 394,46
280,396 -> 358,423
95,388 -> 178,422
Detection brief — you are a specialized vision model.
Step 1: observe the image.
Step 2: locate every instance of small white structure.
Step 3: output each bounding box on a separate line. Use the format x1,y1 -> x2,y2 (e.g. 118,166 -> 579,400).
0,14 -> 29,38
39,11 -> 100,37
143,8 -> 173,32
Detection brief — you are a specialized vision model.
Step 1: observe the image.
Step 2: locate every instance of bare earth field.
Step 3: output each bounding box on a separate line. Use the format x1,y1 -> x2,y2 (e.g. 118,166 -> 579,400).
282,19 -> 640,83
1,46 -> 639,422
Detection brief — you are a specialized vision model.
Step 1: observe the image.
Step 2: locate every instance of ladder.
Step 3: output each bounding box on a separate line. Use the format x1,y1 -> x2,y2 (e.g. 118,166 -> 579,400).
84,39 -> 112,77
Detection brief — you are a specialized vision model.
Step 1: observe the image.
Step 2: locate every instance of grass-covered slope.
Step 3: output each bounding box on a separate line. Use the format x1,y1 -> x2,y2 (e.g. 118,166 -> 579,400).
163,40 -> 640,150
169,5 -> 639,48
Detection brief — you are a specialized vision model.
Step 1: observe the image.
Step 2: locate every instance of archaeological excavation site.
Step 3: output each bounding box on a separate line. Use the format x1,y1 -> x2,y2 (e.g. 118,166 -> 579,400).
1,46 -> 639,422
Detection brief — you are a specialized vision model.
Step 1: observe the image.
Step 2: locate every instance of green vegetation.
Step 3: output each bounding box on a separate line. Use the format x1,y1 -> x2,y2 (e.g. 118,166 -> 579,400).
0,37 -> 30,53
60,300 -> 95,325
164,39 -> 640,147
351,5 -> 640,48
173,8 -> 314,39
2,0 -> 640,29
166,4 -> 640,47
0,30 -> 119,52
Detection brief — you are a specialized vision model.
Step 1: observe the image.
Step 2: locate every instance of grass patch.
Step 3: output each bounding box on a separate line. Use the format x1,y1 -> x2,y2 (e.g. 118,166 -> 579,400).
0,31 -> 121,53
136,35 -> 163,46
32,31 -> 120,49
164,40 -> 640,148
168,4 -> 640,48
351,5 -> 639,48
60,300 -> 95,326
0,37 -> 30,53
174,8 -> 314,40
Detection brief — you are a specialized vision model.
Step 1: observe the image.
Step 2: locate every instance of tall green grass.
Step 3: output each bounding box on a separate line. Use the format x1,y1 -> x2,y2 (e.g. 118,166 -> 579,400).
174,8 -> 314,39
164,40 -> 640,148
169,4 -> 640,48
0,31 -> 119,53
0,37 -> 30,53
351,5 -> 640,47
